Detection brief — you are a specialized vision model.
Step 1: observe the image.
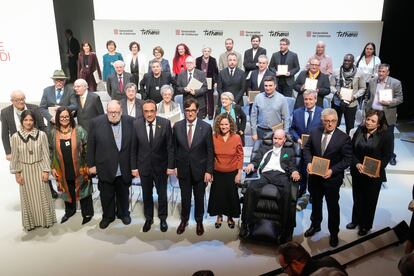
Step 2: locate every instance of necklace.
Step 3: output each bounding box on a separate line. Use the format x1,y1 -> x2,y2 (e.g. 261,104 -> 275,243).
60,127 -> 72,134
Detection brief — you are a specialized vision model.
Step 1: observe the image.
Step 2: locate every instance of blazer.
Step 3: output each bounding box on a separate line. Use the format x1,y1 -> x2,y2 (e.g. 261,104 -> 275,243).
216,67 -> 246,106
250,144 -> 298,176
269,50 -> 300,86
125,52 -> 148,84
68,37 -> 80,58
243,47 -> 267,75
106,72 -> 135,100
39,85 -> 78,122
195,56 -> 219,85
120,98 -> 143,120
247,68 -> 276,92
176,69 -> 207,108
1,103 -> 47,155
218,50 -> 243,71
365,76 -> 403,126
214,104 -> 246,136
131,116 -> 174,176
75,92 -> 104,133
330,68 -> 366,108
87,114 -> 135,184
139,71 -> 176,103
303,127 -> 352,184
289,106 -> 323,142
148,58 -> 171,74
173,119 -> 214,182
77,52 -> 101,81
294,70 -> 330,109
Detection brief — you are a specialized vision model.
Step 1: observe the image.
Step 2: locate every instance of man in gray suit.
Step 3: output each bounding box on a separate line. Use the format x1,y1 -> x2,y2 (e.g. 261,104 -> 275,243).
269,38 -> 300,97
176,56 -> 207,118
73,78 -> 104,132
39,69 -> 78,127
218,38 -> 243,71
366,63 -> 403,165
107,60 -> 135,101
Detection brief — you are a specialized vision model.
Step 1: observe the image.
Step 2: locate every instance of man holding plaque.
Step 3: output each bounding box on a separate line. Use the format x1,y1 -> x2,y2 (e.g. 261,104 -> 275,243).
348,109 -> 392,236
365,63 -> 403,166
303,108 -> 352,247
330,54 -> 366,134
246,55 -> 275,95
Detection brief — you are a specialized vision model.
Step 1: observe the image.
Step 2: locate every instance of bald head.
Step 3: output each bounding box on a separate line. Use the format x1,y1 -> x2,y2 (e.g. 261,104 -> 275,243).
273,129 -> 286,147
185,56 -> 195,71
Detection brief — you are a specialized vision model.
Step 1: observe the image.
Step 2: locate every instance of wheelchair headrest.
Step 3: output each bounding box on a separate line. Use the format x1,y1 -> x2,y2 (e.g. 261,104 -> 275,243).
262,132 -> 294,148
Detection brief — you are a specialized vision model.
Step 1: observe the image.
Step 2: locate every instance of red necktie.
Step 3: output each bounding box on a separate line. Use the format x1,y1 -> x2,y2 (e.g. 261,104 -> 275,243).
119,76 -> 123,93
187,123 -> 193,147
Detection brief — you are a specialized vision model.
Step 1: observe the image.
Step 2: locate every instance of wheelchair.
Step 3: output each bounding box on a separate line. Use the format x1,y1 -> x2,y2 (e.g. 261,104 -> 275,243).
240,132 -> 301,244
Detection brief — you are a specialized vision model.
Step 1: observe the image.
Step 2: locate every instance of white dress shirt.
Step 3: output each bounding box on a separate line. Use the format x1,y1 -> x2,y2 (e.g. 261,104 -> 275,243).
261,146 -> 285,173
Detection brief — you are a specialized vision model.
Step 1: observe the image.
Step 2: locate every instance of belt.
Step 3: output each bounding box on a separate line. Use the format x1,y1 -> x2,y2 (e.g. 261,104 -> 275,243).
257,126 -> 272,131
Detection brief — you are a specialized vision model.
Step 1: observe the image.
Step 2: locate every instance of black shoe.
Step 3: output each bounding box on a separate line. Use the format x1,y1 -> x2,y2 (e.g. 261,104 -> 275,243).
346,222 -> 358,229
99,218 -> 114,229
228,218 -> 235,229
215,216 -> 223,229
329,234 -> 339,247
304,226 -> 321,237
389,156 -> 397,166
358,228 -> 369,236
208,116 -> 213,120
160,219 -> 168,232
61,212 -> 75,224
82,216 -> 93,225
176,221 -> 188,235
142,220 -> 153,232
121,216 -> 131,225
239,223 -> 250,239
196,222 -> 204,236
50,189 -> 58,199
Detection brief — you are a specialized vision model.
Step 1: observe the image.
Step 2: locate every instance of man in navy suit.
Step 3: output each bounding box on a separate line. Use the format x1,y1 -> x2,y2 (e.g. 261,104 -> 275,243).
243,35 -> 267,76
246,55 -> 275,94
217,52 -> 246,106
303,108 -> 352,247
289,90 -> 323,197
131,100 -> 174,233
173,99 -> 214,236
87,100 -> 135,229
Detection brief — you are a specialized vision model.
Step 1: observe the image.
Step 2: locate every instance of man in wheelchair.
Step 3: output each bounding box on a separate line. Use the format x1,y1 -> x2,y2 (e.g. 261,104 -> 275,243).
240,129 -> 300,243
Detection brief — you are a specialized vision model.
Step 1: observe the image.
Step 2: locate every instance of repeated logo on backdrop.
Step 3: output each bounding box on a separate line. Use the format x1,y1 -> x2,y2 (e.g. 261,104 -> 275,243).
0,41 -> 11,62
268,31 -> 289,37
140,29 -> 160,35
113,29 -> 136,35
306,31 -> 331,38
239,30 -> 263,37
175,29 -> 199,36
336,31 -> 359,37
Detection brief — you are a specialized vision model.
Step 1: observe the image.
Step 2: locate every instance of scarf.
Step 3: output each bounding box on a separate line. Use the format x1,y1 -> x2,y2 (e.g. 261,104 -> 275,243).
220,105 -> 236,122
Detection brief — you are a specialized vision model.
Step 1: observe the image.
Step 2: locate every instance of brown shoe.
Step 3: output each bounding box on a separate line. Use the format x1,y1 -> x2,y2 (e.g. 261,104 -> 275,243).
196,222 -> 204,236
176,221 -> 188,235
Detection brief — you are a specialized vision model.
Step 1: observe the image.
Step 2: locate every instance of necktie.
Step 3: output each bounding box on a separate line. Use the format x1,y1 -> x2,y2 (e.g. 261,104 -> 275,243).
306,110 -> 313,131
187,123 -> 193,147
56,89 -> 62,103
230,68 -> 234,77
118,75 -> 123,92
188,72 -> 192,82
259,150 -> 273,172
321,133 -> 329,155
148,122 -> 153,147
80,96 -> 86,108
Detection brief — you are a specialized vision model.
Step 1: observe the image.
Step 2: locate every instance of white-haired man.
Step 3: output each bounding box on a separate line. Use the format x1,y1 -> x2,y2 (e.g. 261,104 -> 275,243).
107,60 -> 135,100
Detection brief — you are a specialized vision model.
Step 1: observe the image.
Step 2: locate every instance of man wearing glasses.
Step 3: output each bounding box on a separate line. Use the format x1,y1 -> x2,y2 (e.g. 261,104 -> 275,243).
303,108 -> 352,247
173,99 -> 214,236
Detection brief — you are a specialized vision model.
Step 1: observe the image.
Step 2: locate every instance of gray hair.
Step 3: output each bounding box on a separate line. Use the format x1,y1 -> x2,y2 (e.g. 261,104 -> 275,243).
124,82 -> 137,92
202,45 -> 212,52
220,92 -> 234,102
160,84 -> 174,96
113,60 -> 125,67
10,90 -> 25,100
257,54 -> 268,63
74,78 -> 88,88
321,108 -> 338,120
303,90 -> 317,99
185,56 -> 195,63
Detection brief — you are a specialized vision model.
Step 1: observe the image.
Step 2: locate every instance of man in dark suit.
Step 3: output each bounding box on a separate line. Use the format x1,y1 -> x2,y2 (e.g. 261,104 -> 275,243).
241,129 -> 300,242
176,56 -> 207,118
64,29 -> 80,83
107,60 -> 135,101
131,100 -> 174,232
39,70 -> 78,128
303,108 -> 352,247
269,38 -> 300,97
140,60 -> 176,103
1,90 -> 46,160
73,78 -> 104,132
87,100 -> 135,229
217,52 -> 246,106
243,35 -> 267,76
173,99 -> 214,236
289,90 -> 323,198
246,54 -> 276,93
120,82 -> 143,120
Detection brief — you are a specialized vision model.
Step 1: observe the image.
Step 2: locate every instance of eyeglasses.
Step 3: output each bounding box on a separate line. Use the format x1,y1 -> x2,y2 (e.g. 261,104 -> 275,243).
185,109 -> 197,113
310,63 -> 320,66
323,119 -> 337,124
12,98 -> 25,102
108,111 -> 121,115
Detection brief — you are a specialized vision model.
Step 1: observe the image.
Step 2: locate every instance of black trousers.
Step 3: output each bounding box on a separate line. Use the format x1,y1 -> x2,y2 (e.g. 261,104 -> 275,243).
68,56 -> 78,83
351,172 -> 382,229
64,180 -> 94,217
276,79 -> 293,97
387,124 -> 396,158
309,177 -> 341,234
242,171 -> 292,235
98,176 -> 130,220
332,102 -> 357,134
140,172 -> 168,221
205,89 -> 214,118
178,170 -> 206,223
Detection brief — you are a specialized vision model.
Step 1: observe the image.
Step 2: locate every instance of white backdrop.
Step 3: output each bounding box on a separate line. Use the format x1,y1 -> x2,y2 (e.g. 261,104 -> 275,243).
93,20 -> 383,75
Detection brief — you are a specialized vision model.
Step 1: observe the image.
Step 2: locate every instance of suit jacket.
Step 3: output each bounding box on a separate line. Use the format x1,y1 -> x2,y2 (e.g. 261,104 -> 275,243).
289,106 -> 323,142
214,105 -> 246,136
75,92 -> 104,132
131,116 -> 174,176
365,76 -> 403,126
294,70 -> 330,109
39,85 -> 78,122
173,119 -> 214,182
303,127 -> 352,184
218,50 -> 243,71
68,37 -> 80,58
329,68 -> 366,108
1,103 -> 47,155
120,98 -> 143,120
176,69 -> 207,108
243,47 -> 267,75
124,52 -> 148,84
77,52 -> 101,81
87,114 -> 135,184
106,72 -> 135,100
139,71 -> 175,103
250,144 -> 298,176
195,56 -> 219,85
216,67 -> 246,105
247,68 -> 276,92
269,50 -> 300,86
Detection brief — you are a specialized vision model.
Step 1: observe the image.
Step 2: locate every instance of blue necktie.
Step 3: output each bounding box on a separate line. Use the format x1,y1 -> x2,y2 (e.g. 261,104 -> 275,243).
56,89 -> 62,104
306,110 -> 313,132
